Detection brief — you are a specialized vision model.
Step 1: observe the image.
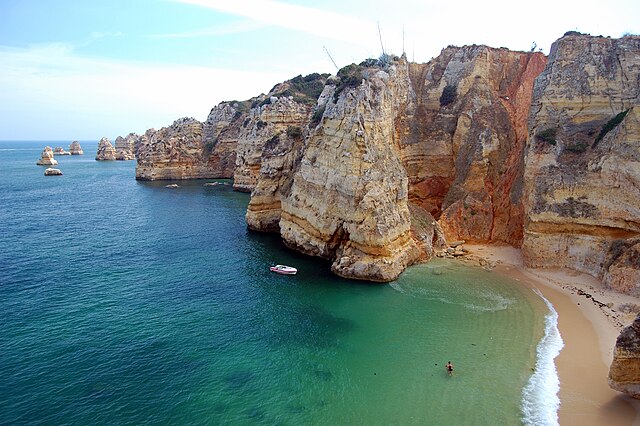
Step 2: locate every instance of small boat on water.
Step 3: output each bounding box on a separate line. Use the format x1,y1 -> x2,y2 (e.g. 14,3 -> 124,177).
270,265 -> 297,275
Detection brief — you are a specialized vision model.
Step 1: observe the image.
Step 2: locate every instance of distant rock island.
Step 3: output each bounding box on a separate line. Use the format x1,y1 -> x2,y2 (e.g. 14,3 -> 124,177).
69,141 -> 84,155
95,137 -> 117,161
130,32 -> 639,291
44,168 -> 63,176
53,147 -> 70,155
36,146 -> 58,166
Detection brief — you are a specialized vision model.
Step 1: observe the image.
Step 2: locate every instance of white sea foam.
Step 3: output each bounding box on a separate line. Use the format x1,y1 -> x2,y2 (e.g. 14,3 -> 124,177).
521,289 -> 564,426
388,281 -> 515,312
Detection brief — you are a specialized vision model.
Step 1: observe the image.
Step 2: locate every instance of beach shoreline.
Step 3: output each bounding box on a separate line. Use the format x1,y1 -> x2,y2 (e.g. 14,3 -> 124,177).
457,244 -> 640,425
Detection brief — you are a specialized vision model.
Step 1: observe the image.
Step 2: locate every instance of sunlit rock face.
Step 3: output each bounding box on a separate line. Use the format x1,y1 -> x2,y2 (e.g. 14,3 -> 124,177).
395,46 -> 547,247
610,314 -> 640,398
95,137 -> 116,161
523,33 -> 640,294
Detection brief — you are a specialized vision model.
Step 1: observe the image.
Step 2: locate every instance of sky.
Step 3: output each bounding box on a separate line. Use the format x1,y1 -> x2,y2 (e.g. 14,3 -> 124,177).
1,0 -> 638,140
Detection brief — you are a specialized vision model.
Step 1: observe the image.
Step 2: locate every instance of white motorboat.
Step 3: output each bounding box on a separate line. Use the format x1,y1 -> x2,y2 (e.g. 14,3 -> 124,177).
269,265 -> 297,275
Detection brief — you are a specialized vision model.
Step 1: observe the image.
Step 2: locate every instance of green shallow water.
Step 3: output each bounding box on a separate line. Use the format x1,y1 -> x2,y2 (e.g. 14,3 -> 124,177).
0,141 -> 549,425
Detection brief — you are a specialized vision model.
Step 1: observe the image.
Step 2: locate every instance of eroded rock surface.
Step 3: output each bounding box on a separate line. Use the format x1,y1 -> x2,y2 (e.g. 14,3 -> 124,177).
396,46 -> 547,246
115,133 -> 138,160
609,314 -> 640,398
523,34 -> 640,294
95,137 -> 116,161
36,146 -> 58,166
69,141 -> 84,155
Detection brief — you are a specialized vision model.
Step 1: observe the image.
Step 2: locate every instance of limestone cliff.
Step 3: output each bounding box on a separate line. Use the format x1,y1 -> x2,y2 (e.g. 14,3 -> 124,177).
136,75 -> 327,182
609,314 -> 640,398
396,46 -> 547,246
135,103 -> 247,180
523,33 -> 640,294
114,133 -> 138,160
95,137 -> 116,161
233,96 -> 312,193
278,61 -> 426,281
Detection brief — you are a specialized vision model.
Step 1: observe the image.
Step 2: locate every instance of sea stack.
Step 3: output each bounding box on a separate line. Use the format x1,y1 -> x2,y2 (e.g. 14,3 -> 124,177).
36,146 -> 58,166
609,314 -> 640,398
53,147 -> 70,155
69,141 -> 84,155
95,137 -> 117,161
115,133 -> 138,160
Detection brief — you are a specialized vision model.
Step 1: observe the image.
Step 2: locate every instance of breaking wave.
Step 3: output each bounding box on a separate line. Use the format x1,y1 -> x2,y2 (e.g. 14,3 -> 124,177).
521,289 -> 563,426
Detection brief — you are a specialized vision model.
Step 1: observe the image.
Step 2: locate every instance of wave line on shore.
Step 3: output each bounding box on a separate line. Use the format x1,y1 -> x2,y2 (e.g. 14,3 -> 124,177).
521,288 -> 564,426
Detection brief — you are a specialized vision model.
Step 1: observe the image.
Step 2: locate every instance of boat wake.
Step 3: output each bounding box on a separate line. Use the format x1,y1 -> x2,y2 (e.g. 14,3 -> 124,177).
521,288 -> 563,426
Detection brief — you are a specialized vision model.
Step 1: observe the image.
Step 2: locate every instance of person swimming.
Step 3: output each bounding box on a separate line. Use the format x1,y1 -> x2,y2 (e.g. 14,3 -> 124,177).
446,361 -> 454,376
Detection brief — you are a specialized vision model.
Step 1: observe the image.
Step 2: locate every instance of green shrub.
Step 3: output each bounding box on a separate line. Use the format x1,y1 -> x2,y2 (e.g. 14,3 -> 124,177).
439,84 -> 457,107
204,139 -> 217,154
257,120 -> 267,131
333,64 -> 364,102
286,125 -> 303,139
593,109 -> 629,146
269,73 -> 330,106
536,128 -> 558,145
310,105 -> 326,127
565,141 -> 588,153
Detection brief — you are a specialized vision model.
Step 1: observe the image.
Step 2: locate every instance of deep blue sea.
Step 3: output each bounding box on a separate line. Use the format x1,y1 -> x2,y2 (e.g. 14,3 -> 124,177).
0,141 -> 561,425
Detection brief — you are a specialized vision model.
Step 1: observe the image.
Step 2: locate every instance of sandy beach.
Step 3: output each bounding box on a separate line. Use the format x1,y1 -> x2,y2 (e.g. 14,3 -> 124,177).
457,244 -> 640,425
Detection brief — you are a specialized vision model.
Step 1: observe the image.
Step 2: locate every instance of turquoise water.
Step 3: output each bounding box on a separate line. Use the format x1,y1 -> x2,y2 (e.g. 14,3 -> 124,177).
0,141 -> 552,424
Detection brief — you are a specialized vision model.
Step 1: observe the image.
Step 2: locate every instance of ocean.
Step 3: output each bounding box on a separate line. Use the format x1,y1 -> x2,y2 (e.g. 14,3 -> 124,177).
0,141 -> 561,425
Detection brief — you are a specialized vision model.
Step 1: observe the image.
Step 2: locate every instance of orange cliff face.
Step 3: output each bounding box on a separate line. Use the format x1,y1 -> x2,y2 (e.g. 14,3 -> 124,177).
395,46 -> 547,246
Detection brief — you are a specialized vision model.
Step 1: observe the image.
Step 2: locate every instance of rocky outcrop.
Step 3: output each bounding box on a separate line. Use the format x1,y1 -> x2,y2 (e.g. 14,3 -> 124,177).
233,96 -> 311,193
609,314 -> 640,398
69,141 -> 84,155
36,146 -> 58,166
397,47 -> 547,246
125,34 -> 639,285
136,103 -> 249,180
278,62 -> 426,281
114,133 -> 138,160
44,168 -> 63,176
95,137 -> 116,161
53,147 -> 70,155
523,33 -> 640,294
246,83 -> 333,232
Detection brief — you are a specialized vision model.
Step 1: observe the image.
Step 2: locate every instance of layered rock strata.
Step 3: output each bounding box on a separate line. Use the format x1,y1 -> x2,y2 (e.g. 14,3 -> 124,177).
114,133 -> 138,160
69,141 -> 84,155
233,96 -> 311,193
396,47 -> 547,246
95,137 -> 116,161
278,63 -> 425,281
609,314 -> 640,398
523,34 -> 640,294
136,103 -> 248,180
36,146 -> 58,166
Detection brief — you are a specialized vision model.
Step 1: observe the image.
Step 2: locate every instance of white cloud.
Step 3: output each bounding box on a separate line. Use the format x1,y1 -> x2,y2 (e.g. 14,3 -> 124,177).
0,43 -> 288,139
174,0 -> 378,47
